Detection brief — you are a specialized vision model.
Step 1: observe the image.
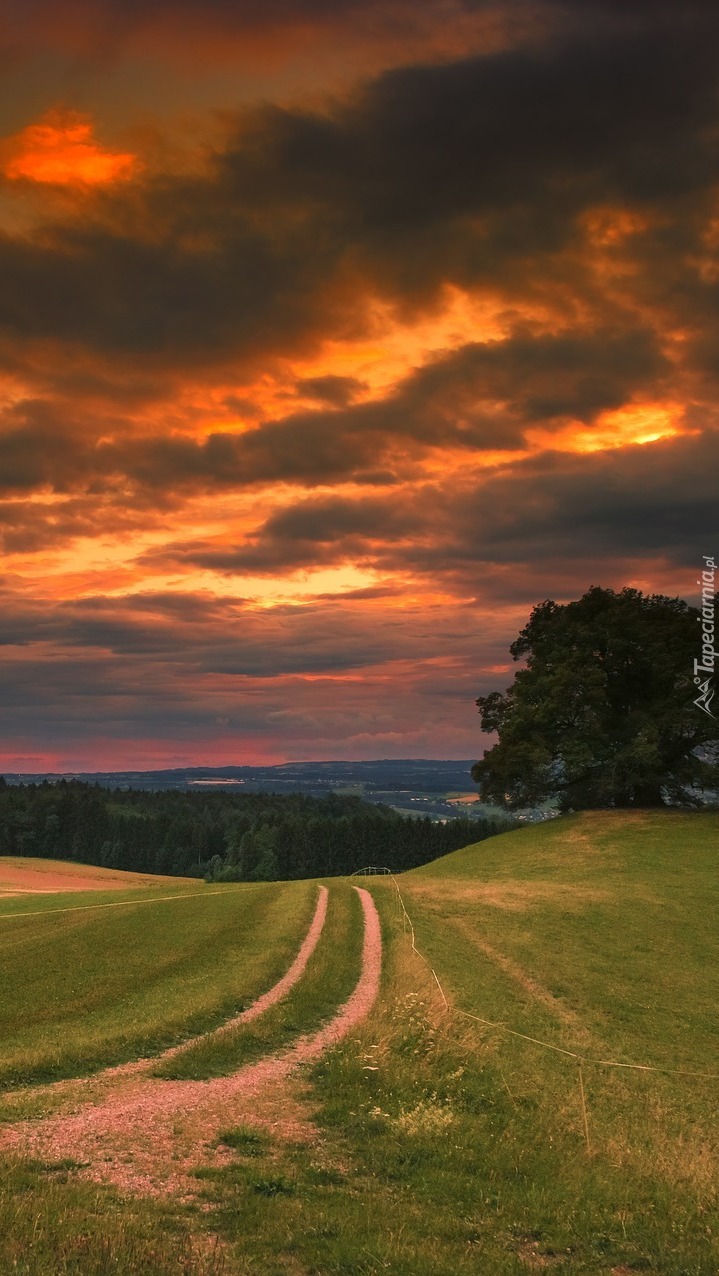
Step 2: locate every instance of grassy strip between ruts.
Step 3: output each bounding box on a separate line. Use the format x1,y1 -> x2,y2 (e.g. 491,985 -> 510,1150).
153,880 -> 363,1080
0,879 -> 317,1089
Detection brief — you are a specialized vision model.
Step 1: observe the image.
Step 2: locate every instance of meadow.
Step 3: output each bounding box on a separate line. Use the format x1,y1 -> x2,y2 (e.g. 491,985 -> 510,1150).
0,811 -> 717,1274
0,871 -> 317,1088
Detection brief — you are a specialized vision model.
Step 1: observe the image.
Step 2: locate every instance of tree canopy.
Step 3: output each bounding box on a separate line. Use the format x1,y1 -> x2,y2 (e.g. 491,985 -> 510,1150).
472,586 -> 719,811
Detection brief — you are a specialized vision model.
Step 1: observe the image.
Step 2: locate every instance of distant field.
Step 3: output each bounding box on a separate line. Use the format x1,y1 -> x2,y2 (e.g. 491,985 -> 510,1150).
0,812 -> 717,1275
0,856 -> 197,895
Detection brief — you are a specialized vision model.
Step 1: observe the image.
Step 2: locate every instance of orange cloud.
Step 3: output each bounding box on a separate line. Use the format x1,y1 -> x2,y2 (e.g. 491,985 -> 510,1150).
2,110 -> 137,187
526,402 -> 689,454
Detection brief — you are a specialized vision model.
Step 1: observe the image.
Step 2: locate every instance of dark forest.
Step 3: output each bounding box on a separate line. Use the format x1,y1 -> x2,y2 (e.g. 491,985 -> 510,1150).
0,780 -> 507,881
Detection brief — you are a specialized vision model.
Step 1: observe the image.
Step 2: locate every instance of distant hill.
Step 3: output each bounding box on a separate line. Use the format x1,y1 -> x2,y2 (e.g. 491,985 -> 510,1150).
1,759 -> 478,795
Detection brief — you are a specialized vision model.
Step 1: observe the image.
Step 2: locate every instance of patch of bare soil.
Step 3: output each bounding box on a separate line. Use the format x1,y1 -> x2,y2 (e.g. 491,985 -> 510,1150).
0,888 -> 381,1200
517,1239 -> 568,1268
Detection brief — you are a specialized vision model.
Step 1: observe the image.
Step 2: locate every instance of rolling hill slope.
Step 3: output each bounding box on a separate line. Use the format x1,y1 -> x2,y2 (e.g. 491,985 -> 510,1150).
0,856 -> 198,894
403,809 -> 719,1074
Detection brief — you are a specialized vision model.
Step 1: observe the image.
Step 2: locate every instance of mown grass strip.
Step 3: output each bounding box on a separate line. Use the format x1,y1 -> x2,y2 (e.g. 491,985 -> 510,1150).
405,812 -> 719,1073
153,881 -> 363,1080
0,880 -> 317,1089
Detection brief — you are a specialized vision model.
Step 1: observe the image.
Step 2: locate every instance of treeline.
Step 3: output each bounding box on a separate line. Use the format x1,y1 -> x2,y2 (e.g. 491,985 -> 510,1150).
0,779 -> 510,880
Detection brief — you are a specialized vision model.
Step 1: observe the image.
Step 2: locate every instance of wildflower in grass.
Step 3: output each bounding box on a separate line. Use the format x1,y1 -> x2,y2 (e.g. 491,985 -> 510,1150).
391,1094 -> 456,1137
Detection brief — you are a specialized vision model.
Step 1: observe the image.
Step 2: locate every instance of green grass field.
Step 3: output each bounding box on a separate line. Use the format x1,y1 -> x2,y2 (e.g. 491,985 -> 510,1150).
0,875 -> 317,1087
1,812 -> 718,1274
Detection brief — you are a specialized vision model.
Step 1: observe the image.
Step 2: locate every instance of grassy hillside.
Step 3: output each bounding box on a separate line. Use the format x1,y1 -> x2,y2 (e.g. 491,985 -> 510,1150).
226,810 -> 718,1274
1,812 -> 718,1274
407,809 -> 719,1072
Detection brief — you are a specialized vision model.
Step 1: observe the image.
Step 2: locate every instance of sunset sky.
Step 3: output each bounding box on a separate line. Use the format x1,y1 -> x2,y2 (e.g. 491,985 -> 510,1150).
0,0 -> 716,771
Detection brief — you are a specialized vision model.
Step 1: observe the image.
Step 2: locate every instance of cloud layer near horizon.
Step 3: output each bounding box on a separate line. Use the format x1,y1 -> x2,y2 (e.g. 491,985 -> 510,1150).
0,0 -> 716,768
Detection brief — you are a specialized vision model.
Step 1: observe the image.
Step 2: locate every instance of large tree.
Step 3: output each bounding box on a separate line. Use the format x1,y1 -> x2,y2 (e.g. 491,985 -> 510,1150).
473,587 -> 719,810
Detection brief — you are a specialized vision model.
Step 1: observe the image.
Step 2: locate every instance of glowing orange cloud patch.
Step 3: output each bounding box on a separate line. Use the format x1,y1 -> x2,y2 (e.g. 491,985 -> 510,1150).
2,111 -> 137,187
527,402 -> 688,454
290,285 -> 542,399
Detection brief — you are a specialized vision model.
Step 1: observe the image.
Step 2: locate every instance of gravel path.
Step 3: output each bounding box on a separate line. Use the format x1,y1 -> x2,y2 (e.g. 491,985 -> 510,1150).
1,886 -> 381,1198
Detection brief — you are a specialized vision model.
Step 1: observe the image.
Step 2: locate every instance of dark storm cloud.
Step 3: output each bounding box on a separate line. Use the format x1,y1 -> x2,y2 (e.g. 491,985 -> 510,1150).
388,429 -> 719,582
0,0 -> 523,59
204,12 -> 719,305
167,324 -> 664,478
0,218 -> 342,362
460,431 -> 719,566
0,399 -> 91,493
0,324 -> 667,519
0,0 -> 476,41
294,375 -> 366,406
391,327 -> 665,427
0,496 -> 157,553
0,10 -> 717,370
145,494 -> 418,575
264,495 -> 410,541
137,428 -> 719,585
0,587 -> 476,678
4,0 -> 714,63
